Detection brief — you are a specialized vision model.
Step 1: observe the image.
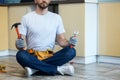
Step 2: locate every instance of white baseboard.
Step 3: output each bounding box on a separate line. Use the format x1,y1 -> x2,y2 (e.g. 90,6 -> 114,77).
1,50 -> 120,64
71,55 -> 96,64
0,50 -> 17,57
70,56 -> 85,64
0,50 -> 9,56
9,50 -> 17,56
85,55 -> 97,64
71,55 -> 120,64
98,55 -> 120,64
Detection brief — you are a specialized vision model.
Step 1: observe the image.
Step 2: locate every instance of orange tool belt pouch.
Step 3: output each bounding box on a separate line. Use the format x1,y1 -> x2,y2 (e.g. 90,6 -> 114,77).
27,49 -> 54,60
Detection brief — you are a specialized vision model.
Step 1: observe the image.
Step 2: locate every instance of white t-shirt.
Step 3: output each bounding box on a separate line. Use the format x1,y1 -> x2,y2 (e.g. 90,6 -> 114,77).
19,11 -> 65,51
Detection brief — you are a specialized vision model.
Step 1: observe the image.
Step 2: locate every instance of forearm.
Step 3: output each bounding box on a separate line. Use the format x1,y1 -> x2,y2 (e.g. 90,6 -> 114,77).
57,39 -> 69,48
56,33 -> 69,48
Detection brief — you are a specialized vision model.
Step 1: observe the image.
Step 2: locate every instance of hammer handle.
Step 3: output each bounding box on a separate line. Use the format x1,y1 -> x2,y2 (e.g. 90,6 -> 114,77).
15,28 -> 21,39
15,28 -> 25,50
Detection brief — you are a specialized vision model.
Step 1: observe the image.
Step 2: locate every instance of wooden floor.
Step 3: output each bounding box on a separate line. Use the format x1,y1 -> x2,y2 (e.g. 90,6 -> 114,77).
0,56 -> 120,80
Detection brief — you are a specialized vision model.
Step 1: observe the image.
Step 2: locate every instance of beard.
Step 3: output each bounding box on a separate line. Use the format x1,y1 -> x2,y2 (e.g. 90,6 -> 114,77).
37,2 -> 49,10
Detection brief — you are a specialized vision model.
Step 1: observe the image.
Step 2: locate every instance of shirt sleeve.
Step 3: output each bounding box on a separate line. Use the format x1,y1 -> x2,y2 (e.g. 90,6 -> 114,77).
56,15 -> 65,35
19,17 -> 27,36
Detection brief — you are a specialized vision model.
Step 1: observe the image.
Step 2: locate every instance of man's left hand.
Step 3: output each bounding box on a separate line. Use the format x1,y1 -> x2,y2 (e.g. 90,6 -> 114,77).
69,36 -> 78,47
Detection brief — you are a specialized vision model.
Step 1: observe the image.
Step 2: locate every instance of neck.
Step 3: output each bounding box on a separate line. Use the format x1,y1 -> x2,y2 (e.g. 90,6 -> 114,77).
35,6 -> 48,15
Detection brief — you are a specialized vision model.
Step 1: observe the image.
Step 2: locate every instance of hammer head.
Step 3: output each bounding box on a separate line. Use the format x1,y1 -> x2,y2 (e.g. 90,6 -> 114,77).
11,23 -> 21,30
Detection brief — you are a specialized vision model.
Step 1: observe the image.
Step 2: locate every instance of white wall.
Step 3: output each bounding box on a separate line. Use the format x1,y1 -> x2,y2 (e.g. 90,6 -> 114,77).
85,0 -> 98,3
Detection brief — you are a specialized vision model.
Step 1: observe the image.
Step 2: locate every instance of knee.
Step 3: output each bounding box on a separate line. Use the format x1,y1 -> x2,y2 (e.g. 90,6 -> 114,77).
70,48 -> 76,57
66,48 -> 76,59
16,50 -> 27,60
16,50 -> 25,57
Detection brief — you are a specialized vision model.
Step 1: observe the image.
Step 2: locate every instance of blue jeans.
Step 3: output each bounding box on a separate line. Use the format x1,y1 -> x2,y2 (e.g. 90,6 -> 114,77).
16,46 -> 76,75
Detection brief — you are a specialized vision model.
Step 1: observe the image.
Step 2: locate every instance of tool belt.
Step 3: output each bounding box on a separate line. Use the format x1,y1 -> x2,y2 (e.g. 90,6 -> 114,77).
27,49 -> 54,60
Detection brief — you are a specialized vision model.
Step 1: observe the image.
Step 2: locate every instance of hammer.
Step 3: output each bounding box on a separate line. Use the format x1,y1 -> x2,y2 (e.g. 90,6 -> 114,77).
11,23 -> 24,50
11,23 -> 21,39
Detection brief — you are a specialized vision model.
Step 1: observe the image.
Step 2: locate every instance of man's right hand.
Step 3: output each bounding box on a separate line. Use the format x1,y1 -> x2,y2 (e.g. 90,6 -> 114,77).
15,39 -> 25,50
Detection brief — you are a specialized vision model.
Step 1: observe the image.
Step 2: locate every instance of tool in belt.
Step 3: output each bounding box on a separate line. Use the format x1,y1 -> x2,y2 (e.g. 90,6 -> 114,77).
0,65 -> 6,73
27,49 -> 54,60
